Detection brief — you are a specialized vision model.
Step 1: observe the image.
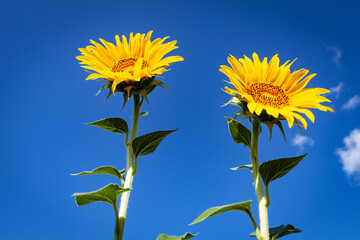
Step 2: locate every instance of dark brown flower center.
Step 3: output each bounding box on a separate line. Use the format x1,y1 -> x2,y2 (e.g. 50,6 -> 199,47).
111,57 -> 149,72
249,83 -> 289,108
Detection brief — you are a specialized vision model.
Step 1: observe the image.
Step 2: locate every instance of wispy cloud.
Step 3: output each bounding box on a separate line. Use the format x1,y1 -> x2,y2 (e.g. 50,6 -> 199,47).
326,46 -> 342,67
336,128 -> 360,180
343,95 -> 360,110
328,82 -> 344,98
292,134 -> 314,150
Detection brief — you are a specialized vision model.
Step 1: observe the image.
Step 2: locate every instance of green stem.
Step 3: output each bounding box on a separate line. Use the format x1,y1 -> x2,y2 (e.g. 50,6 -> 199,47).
117,94 -> 142,240
250,118 -> 269,240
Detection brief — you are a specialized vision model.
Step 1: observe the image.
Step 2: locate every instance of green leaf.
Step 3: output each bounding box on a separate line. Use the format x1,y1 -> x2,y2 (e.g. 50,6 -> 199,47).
259,154 -> 307,187
270,224 -> 301,240
72,184 -> 130,208
132,129 -> 178,159
156,233 -> 198,240
189,201 -> 256,229
226,117 -> 251,147
71,166 -> 125,183
140,112 -> 148,117
231,164 -> 253,172
250,224 -> 301,240
86,118 -> 128,135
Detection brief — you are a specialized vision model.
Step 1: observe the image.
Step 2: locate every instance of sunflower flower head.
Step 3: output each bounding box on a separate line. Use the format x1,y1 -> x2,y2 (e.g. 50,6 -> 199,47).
76,31 -> 183,104
221,53 -> 333,134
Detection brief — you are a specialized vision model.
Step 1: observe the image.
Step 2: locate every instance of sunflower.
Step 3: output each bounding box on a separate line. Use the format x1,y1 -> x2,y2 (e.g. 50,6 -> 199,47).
76,31 -> 183,96
221,53 -> 333,129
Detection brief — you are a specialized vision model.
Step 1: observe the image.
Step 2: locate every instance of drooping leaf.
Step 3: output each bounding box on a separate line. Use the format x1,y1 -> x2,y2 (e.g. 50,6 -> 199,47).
189,201 -> 256,229
250,224 -> 301,240
226,117 -> 251,147
156,232 -> 198,240
71,166 -> 125,183
132,129 -> 178,159
231,164 -> 253,172
86,118 -> 128,135
259,154 -> 307,187
72,184 -> 130,208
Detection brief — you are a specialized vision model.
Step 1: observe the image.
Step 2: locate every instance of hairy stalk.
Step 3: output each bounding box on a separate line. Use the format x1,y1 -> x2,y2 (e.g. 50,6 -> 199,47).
114,206 -> 121,240
250,118 -> 269,240
117,94 -> 142,240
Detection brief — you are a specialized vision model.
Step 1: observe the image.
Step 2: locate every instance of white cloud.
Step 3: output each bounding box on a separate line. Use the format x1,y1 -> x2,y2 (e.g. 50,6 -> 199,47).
326,46 -> 342,67
343,95 -> 360,110
328,82 -> 344,98
292,134 -> 314,150
336,128 -> 360,178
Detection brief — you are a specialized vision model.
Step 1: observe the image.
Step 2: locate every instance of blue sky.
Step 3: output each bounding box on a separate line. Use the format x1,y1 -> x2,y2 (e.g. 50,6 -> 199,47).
1,0 -> 360,239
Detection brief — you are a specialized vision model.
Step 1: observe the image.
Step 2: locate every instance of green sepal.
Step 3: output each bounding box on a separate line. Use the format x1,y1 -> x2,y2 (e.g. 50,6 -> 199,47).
121,91 -> 130,110
221,96 -> 241,107
275,121 -> 287,143
71,166 -> 125,185
233,110 -> 245,119
132,129 -> 178,160
149,79 -> 171,92
259,154 -> 307,187
260,119 -> 288,143
226,117 -> 251,147
145,84 -> 157,95
189,200 -> 257,230
95,77 -> 169,106
95,83 -> 113,103
231,164 -> 253,172
229,109 -> 254,124
86,118 -> 128,135
103,89 -> 113,103
156,233 -> 198,240
96,83 -> 112,96
262,121 -> 274,143
294,119 -> 306,135
138,89 -> 150,106
72,184 -> 130,209
250,224 -> 301,240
